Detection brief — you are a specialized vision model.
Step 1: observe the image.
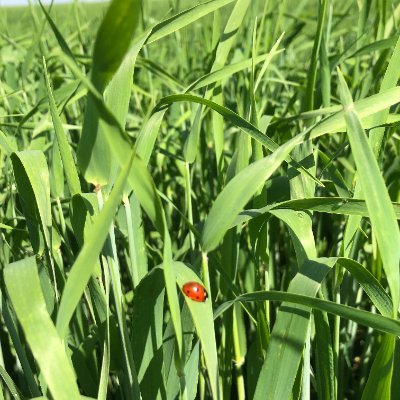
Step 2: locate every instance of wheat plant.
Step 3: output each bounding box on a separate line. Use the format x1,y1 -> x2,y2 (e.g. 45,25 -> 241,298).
0,0 -> 400,399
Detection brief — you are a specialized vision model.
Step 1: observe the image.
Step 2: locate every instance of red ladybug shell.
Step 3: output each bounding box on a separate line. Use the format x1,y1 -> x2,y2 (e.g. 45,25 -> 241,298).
182,281 -> 208,302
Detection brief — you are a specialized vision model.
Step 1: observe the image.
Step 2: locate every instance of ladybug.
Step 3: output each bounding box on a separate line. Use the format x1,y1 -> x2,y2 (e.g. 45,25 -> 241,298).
182,281 -> 208,302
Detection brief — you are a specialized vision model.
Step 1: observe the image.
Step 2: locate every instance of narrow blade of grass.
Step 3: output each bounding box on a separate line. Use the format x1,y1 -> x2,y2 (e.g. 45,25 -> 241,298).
337,68 -> 400,314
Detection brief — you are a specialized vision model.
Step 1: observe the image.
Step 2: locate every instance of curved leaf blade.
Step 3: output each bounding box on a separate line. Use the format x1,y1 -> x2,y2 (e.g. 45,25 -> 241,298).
201,139 -> 298,252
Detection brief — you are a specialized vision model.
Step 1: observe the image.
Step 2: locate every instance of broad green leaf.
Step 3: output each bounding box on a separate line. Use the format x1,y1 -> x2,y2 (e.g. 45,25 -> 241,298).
100,34 -> 149,189
49,130 -> 64,198
91,0 -> 140,90
163,232 -> 183,369
77,0 -> 140,185
4,257 -> 81,400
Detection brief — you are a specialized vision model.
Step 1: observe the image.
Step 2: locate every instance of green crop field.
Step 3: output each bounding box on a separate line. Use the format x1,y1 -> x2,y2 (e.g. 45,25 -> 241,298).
1,0 -> 400,399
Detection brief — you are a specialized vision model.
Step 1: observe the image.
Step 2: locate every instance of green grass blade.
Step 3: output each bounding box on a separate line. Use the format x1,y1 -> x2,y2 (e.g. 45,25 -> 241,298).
337,258 -> 393,318
18,80 -> 84,131
368,32 -> 400,157
11,151 -> 51,254
305,86 -> 400,142
235,291 -> 400,336
361,334 -> 395,400
0,293 -> 42,397
135,108 -> 167,165
303,0 -> 328,111
38,0 -> 75,60
342,28 -> 400,261
314,310 -> 335,400
56,151 -> 134,338
253,258 -> 336,400
0,364 -> 22,400
270,209 -> 316,264
233,197 -> 400,227
58,51 -> 166,234
42,58 -> 81,196
155,94 -> 323,186
201,139 -> 298,252
183,105 -> 202,164
91,0 -> 140,90
4,257 -> 81,400
77,0 -> 139,185
208,0 -> 251,170
186,51 -> 282,92
131,268 -> 165,397
175,262 -> 220,400
337,68 -> 400,314
146,0 -> 235,44
122,194 -> 148,288
0,130 -> 17,155
163,232 -> 183,366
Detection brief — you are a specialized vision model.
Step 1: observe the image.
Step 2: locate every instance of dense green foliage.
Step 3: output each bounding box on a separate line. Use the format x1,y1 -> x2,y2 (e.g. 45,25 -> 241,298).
1,0 -> 400,399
